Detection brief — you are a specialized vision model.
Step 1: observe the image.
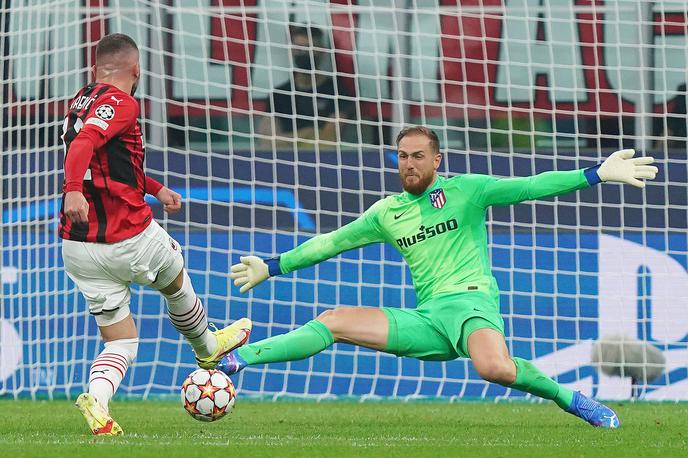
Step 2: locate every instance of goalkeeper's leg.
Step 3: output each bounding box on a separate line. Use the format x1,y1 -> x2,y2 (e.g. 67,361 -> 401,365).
467,325 -> 620,428
218,307 -> 388,375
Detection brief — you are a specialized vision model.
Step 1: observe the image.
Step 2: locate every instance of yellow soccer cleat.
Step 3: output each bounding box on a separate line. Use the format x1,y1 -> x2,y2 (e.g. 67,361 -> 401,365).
75,393 -> 123,436
196,317 -> 252,370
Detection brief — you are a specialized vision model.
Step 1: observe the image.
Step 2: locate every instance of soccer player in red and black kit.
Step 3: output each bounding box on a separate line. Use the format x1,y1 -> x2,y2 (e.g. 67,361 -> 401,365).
59,34 -> 251,436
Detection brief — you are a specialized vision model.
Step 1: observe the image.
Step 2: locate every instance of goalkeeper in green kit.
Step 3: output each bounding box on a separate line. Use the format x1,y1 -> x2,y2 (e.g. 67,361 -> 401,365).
219,126 -> 657,428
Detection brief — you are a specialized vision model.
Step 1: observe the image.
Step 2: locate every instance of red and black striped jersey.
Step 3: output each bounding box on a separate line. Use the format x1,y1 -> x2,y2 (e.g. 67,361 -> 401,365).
58,82 -> 161,243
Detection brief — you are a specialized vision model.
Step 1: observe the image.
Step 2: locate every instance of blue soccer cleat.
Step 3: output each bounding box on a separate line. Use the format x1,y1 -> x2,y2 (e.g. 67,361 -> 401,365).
566,391 -> 620,428
216,350 -> 247,376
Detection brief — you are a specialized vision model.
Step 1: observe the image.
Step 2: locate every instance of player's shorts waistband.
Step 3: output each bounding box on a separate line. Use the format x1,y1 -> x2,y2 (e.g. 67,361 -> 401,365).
109,218 -> 157,246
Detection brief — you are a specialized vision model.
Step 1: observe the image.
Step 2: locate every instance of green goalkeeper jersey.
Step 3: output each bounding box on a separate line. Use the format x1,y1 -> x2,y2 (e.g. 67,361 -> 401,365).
277,170 -> 591,305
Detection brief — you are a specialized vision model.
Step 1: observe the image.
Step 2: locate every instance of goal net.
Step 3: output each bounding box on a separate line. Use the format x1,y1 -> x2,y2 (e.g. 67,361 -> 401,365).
1,0 -> 686,401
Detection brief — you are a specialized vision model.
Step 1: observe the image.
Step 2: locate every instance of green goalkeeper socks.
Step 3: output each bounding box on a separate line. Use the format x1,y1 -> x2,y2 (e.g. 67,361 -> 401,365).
236,319 -> 334,366
510,357 -> 574,410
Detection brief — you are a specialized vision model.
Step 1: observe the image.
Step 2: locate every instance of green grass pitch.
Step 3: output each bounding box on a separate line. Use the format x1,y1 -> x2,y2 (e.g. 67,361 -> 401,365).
0,399 -> 685,457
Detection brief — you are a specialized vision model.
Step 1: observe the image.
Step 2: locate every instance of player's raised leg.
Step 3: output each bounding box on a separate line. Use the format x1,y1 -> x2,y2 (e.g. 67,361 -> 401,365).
467,325 -> 620,428
218,307 -> 387,375
156,267 -> 251,369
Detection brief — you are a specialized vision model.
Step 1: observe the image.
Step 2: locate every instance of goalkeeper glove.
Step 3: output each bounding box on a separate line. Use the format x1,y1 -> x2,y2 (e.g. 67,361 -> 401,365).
596,149 -> 658,188
230,256 -> 281,293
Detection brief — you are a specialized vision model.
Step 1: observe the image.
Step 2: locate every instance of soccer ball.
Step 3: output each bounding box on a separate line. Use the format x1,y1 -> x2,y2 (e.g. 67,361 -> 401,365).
181,369 -> 236,422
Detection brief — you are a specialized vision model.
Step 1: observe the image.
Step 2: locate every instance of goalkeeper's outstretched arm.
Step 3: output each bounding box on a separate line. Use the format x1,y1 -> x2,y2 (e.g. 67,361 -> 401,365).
230,203 -> 384,293
477,149 -> 658,208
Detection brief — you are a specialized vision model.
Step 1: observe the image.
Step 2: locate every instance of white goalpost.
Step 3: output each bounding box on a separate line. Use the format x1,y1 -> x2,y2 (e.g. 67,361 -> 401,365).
1,0 -> 686,401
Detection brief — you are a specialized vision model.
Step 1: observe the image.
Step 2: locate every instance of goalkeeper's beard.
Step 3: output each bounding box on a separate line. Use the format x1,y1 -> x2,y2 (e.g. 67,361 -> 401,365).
401,170 -> 435,195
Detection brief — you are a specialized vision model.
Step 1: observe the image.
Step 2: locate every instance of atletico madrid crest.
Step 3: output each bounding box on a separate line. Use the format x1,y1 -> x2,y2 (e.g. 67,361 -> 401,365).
429,188 -> 446,209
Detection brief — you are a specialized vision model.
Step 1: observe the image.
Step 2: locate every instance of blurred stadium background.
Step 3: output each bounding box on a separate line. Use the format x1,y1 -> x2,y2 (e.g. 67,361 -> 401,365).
1,0 -> 687,403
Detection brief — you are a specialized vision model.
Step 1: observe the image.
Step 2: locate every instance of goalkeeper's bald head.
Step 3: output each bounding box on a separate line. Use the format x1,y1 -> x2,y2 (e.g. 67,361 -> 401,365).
93,33 -> 140,95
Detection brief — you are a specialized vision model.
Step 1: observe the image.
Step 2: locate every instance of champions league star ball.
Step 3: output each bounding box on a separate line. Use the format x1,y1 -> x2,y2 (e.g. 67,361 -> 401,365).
181,369 -> 236,422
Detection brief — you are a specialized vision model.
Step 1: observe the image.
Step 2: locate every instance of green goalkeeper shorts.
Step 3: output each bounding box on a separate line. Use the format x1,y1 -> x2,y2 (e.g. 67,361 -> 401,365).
382,291 -> 505,361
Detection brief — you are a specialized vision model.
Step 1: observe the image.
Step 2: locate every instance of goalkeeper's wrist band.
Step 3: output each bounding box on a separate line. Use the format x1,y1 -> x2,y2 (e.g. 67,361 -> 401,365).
584,164 -> 602,185
266,257 -> 282,277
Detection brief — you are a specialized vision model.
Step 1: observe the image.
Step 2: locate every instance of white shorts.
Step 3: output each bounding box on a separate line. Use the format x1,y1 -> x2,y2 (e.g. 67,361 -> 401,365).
62,220 -> 184,327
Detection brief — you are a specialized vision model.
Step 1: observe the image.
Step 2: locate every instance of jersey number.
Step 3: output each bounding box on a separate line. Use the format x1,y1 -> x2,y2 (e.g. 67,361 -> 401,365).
61,117 -> 91,181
